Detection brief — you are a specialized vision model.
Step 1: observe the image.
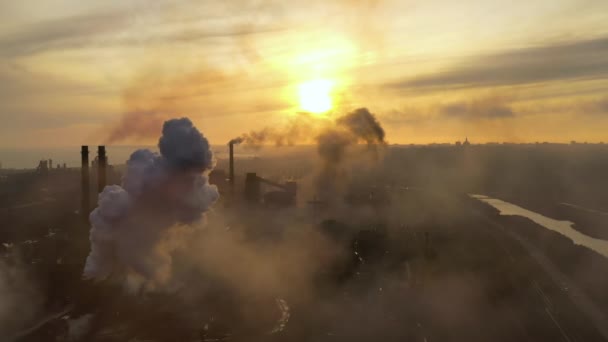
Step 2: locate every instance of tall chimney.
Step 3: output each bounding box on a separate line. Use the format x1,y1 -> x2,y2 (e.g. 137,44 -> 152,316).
81,146 -> 90,221
97,145 -> 107,193
244,172 -> 260,203
229,141 -> 235,191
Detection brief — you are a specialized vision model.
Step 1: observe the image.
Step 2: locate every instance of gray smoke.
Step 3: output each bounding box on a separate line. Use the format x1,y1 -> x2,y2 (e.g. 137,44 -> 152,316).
336,108 -> 385,145
230,108 -> 385,148
84,118 -> 219,289
229,107 -> 386,201
315,108 -> 386,201
229,112 -> 322,147
229,137 -> 244,145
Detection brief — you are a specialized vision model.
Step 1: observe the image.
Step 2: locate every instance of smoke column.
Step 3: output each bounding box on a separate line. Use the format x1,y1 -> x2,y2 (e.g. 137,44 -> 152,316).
84,118 -> 219,289
229,112 -> 324,147
315,108 -> 386,201
335,107 -> 385,145
229,107 -> 386,201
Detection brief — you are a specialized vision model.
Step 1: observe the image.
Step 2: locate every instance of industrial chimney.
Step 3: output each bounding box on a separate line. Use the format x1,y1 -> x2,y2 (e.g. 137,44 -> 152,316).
81,146 -> 90,221
229,141 -> 235,191
97,145 -> 107,193
244,172 -> 261,203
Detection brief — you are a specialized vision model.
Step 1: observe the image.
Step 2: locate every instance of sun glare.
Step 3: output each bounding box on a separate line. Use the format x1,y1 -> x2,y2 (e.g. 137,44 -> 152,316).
298,79 -> 334,114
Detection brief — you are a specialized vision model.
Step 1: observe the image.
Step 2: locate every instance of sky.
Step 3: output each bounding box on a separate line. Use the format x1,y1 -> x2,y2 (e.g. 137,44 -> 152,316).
0,0 -> 607,148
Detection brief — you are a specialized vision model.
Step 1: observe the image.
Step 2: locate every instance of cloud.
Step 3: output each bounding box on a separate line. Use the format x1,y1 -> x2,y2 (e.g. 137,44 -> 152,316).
518,95 -> 608,117
105,63 -> 235,143
593,97 -> 608,113
385,96 -> 516,127
0,3 -> 289,58
440,97 -> 515,120
0,64 -> 107,98
0,10 -> 129,57
105,61 -> 291,143
576,96 -> 608,115
391,36 -> 608,90
0,64 -> 112,133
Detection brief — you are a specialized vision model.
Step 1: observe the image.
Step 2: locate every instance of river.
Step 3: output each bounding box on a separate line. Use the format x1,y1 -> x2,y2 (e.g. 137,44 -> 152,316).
471,194 -> 608,259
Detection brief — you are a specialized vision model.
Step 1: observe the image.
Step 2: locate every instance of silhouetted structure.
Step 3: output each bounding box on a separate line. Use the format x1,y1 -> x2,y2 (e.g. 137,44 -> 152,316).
97,146 -> 107,193
261,179 -> 297,207
229,141 -> 235,192
36,160 -> 49,174
242,172 -> 298,206
209,169 -> 228,194
244,172 -> 261,203
81,146 -> 90,221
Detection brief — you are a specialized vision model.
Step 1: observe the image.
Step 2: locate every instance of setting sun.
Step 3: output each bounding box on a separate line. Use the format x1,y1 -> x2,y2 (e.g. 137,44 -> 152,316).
298,79 -> 334,114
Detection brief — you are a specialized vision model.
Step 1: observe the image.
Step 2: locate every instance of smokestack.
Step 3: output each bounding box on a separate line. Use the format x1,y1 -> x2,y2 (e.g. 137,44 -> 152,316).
97,146 -> 107,193
81,146 -> 90,221
229,141 -> 235,191
244,172 -> 260,204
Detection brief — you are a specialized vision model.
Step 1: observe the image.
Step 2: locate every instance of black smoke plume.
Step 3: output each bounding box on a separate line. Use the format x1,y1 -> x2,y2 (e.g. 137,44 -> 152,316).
229,107 -> 387,201
315,108 -> 386,201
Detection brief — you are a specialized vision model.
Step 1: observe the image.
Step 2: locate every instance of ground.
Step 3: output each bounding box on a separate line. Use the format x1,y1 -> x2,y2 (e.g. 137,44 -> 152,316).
3,144 -> 608,341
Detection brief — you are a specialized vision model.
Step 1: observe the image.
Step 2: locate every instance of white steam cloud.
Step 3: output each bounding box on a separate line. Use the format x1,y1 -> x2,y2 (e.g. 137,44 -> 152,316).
83,118 -> 219,289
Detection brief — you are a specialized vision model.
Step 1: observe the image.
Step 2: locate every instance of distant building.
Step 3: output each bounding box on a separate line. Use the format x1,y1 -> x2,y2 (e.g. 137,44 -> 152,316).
36,160 -> 49,173
463,137 -> 471,147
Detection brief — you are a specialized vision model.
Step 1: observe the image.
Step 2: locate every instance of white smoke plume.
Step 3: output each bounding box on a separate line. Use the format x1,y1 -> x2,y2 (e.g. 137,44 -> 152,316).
84,118 -> 219,289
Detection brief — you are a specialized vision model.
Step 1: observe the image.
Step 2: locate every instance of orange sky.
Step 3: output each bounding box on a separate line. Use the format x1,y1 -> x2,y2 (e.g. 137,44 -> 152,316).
1,0 -> 607,148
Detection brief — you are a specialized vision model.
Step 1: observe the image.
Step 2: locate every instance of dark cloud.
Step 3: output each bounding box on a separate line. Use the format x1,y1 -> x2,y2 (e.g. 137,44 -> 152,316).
597,97 -> 608,113
391,36 -> 608,90
380,107 -> 431,127
582,96 -> 608,115
441,103 -> 468,117
384,96 -> 515,127
441,98 -> 515,119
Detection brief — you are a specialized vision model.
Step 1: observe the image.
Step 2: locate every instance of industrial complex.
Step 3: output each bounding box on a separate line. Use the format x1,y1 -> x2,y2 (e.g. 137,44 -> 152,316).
1,141 -> 608,341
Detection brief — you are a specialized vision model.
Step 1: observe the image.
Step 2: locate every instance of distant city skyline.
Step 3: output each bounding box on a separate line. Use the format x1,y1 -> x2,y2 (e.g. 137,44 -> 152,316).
1,0 -> 608,148
2,140 -> 608,169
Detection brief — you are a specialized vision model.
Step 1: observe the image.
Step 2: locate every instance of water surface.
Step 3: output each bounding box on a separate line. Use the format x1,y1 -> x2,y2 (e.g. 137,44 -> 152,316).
471,194 -> 608,259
